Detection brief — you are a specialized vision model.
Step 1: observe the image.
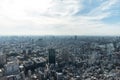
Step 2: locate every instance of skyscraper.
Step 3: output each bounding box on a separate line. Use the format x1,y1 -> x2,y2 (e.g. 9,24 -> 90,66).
48,49 -> 56,64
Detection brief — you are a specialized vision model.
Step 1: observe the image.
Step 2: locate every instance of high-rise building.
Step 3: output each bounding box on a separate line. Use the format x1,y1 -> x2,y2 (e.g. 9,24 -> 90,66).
56,72 -> 63,80
48,49 -> 56,64
0,53 -> 6,66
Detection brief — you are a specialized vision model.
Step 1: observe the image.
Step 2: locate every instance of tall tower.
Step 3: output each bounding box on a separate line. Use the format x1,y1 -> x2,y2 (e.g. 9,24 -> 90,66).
48,49 -> 56,64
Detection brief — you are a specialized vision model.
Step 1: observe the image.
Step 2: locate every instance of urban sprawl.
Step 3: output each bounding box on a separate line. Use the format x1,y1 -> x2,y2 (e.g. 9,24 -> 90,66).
0,36 -> 120,80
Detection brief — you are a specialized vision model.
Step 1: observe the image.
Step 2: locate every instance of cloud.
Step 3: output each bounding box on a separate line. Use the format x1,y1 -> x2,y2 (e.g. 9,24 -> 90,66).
87,0 -> 120,20
0,0 -> 119,35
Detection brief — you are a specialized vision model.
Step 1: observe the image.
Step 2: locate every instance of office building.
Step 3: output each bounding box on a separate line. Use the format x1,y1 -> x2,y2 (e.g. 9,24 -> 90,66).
48,49 -> 56,64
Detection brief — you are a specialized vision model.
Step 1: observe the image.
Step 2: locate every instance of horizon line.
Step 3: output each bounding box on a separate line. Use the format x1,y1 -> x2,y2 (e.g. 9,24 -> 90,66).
0,34 -> 120,37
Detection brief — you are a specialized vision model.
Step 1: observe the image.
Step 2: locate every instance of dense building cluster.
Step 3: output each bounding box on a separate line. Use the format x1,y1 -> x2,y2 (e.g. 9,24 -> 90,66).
0,36 -> 120,80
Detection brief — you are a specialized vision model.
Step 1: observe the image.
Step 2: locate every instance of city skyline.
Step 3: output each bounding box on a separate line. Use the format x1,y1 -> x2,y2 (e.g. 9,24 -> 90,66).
0,0 -> 120,36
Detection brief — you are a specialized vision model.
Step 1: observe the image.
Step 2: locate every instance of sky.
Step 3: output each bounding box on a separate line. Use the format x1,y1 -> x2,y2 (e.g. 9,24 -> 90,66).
0,0 -> 120,36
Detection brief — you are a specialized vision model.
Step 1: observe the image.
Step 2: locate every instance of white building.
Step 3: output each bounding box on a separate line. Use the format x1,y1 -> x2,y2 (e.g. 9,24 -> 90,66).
4,61 -> 20,75
0,53 -> 6,65
56,72 -> 63,80
0,69 -> 4,77
106,43 -> 115,54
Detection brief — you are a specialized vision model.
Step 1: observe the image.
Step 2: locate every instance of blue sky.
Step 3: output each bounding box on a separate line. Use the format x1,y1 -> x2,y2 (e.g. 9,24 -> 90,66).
0,0 -> 120,35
